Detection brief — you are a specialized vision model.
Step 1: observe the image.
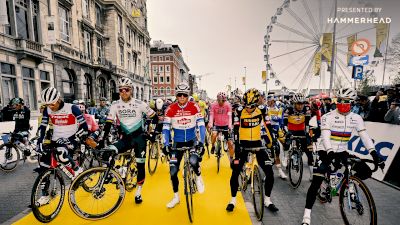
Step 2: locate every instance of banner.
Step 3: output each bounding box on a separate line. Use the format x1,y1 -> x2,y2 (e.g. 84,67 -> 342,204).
313,52 -> 321,76
374,23 -> 388,57
321,33 -> 333,64
132,8 -> 141,18
46,16 -> 56,44
0,0 -> 8,25
347,35 -> 356,65
261,71 -> 267,84
242,76 -> 246,85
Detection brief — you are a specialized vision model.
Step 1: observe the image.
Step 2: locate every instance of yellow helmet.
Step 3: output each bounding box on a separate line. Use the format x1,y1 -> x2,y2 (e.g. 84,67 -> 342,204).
243,88 -> 260,107
192,93 -> 200,102
149,99 -> 155,109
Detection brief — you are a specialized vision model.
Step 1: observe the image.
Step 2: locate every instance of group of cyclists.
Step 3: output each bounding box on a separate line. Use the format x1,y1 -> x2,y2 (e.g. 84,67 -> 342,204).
1,76 -> 386,225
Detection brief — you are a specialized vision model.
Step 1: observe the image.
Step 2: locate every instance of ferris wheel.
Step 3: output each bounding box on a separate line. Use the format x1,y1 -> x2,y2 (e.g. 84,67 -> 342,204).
263,0 -> 388,96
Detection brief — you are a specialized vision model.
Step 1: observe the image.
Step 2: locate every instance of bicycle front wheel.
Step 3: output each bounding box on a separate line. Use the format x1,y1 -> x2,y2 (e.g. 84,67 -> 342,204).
184,164 -> 194,223
147,141 -> 159,175
69,167 -> 126,220
0,144 -> 20,171
252,165 -> 264,221
31,169 -> 65,223
216,141 -> 221,174
288,149 -> 303,188
339,176 -> 377,225
125,159 -> 138,192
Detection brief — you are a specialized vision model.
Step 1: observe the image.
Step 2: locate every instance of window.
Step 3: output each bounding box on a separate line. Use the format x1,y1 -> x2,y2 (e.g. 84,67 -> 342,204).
119,45 -> 124,66
166,65 -> 170,72
110,80 -> 117,100
61,69 -> 74,95
159,65 -> 164,72
165,56 -> 170,61
159,56 -> 163,61
126,26 -> 131,44
140,88 -> 144,100
153,88 -> 158,95
5,0 -> 12,35
153,75 -> 158,84
22,67 -> 37,110
166,87 -> 171,95
128,52 -> 131,72
95,4 -> 102,26
15,0 -> 29,39
98,77 -> 107,98
40,71 -> 50,91
97,38 -> 103,62
135,87 -> 139,99
152,65 -> 157,73
117,15 -> 122,34
160,87 -> 164,95
1,63 -> 17,106
84,31 -> 92,59
82,0 -> 89,18
32,0 -> 40,42
166,75 -> 170,83
159,75 -> 164,83
59,6 -> 70,41
83,74 -> 92,101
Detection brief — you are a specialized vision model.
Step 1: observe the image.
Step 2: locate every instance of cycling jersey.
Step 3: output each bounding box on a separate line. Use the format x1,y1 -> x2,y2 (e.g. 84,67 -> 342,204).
13,106 -> 31,132
106,98 -> 155,135
96,106 -> 110,124
267,104 -> 284,131
284,105 -> 311,132
163,101 -> 205,145
321,110 -> 374,153
235,105 -> 272,142
197,100 -> 207,118
208,101 -> 232,129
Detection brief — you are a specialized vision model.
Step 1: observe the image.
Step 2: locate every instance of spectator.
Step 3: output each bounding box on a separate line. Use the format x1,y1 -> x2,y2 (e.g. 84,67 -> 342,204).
367,90 -> 388,122
384,100 -> 400,125
321,97 -> 336,115
387,88 -> 397,106
353,95 -> 370,119
1,101 -> 15,121
86,99 -> 97,115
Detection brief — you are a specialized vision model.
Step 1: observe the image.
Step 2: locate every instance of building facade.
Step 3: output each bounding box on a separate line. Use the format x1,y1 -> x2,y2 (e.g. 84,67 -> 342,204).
150,40 -> 189,100
0,0 -> 152,118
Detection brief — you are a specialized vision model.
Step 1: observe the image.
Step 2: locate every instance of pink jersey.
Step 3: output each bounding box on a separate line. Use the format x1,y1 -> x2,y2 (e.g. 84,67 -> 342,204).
84,114 -> 99,132
209,101 -> 232,129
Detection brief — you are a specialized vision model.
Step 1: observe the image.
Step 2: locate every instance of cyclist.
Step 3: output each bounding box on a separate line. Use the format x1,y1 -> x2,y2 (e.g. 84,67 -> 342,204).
301,88 -> 385,225
231,95 -> 242,142
283,93 -> 314,181
77,103 -> 99,143
148,98 -> 166,142
226,88 -> 279,213
162,82 -> 206,208
99,77 -> 156,204
193,93 -> 209,127
36,87 -> 89,205
95,97 -> 110,125
10,97 -> 31,147
266,95 -> 287,179
86,100 -> 97,115
208,92 -> 234,159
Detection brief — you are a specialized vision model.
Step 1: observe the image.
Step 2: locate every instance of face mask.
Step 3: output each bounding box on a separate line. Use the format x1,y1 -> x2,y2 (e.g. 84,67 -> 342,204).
337,103 -> 351,113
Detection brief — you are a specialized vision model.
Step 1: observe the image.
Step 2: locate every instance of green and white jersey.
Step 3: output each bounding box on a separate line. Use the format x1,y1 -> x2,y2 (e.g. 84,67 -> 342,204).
107,98 -> 155,134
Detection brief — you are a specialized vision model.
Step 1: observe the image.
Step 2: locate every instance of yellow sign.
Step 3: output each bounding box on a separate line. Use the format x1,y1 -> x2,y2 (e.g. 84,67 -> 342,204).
347,35 -> 356,65
242,76 -> 246,85
313,52 -> 321,76
261,71 -> 267,83
374,23 -> 388,57
321,33 -> 333,63
132,8 -> 141,17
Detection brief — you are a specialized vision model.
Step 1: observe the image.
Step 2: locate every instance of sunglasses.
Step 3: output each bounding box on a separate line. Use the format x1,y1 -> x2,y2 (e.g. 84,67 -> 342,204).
245,104 -> 256,109
337,98 -> 353,104
119,88 -> 131,93
176,93 -> 188,98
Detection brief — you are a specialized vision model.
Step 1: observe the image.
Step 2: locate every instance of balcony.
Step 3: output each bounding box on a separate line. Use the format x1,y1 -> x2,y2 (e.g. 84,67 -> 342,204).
15,38 -> 45,65
94,57 -> 114,71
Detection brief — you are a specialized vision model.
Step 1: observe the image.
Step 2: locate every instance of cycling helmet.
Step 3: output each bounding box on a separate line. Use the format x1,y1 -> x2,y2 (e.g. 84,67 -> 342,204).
100,97 -> 107,101
155,98 -> 164,110
336,88 -> 357,100
77,104 -> 86,112
292,93 -> 306,103
41,87 -> 60,105
192,93 -> 200,102
149,99 -> 155,109
243,88 -> 260,107
118,77 -> 134,88
266,95 -> 276,101
175,82 -> 190,95
72,100 -> 79,105
11,97 -> 24,106
217,92 -> 227,101
78,99 -> 85,104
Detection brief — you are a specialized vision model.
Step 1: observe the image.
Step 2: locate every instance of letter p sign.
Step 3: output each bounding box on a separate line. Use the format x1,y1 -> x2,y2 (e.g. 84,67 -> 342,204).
352,65 -> 363,80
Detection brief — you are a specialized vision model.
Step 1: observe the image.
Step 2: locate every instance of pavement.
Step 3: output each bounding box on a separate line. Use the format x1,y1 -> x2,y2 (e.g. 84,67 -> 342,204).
1,153 -> 399,225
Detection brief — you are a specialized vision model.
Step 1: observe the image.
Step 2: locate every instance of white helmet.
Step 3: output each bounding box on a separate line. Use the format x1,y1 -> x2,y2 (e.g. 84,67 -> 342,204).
292,93 -> 306,103
175,82 -> 190,95
41,87 -> 60,105
336,88 -> 357,100
155,98 -> 164,110
118,77 -> 133,88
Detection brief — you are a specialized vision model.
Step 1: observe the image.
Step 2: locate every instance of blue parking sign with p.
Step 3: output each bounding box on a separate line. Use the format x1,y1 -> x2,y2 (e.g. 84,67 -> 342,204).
352,65 -> 363,80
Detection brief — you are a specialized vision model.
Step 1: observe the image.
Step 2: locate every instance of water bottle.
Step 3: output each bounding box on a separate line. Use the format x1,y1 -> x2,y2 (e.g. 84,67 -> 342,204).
330,172 -> 338,196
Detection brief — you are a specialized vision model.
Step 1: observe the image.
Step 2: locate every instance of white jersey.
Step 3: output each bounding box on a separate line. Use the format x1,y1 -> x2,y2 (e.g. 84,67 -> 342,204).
107,98 -> 155,134
47,103 -> 80,141
321,110 -> 374,153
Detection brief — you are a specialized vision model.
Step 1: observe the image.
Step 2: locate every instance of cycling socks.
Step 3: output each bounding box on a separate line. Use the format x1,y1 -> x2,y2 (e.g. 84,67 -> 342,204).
136,185 -> 142,197
230,197 -> 236,205
264,196 -> 272,206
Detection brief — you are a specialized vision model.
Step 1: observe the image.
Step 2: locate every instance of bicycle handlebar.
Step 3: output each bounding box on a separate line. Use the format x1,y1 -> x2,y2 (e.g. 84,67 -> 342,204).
240,146 -> 269,151
348,157 -> 379,173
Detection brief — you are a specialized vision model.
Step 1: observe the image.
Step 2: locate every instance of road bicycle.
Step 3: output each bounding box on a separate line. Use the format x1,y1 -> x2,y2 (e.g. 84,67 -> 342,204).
239,146 -> 269,221
68,147 -> 138,220
147,131 -> 167,175
213,128 -> 229,173
0,131 -> 39,171
317,156 -> 379,225
287,135 -> 306,188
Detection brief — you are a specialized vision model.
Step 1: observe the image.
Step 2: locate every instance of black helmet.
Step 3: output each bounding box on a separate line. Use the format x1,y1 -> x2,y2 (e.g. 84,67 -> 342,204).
11,97 -> 24,106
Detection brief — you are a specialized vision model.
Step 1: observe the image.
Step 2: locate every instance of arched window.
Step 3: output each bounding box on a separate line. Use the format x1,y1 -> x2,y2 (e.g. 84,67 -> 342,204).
166,86 -> 171,95
160,87 -> 164,95
110,79 -> 117,100
140,88 -> 144,100
62,69 -> 74,95
98,77 -> 107,98
136,86 -> 139,99
153,88 -> 158,95
83,74 -> 92,102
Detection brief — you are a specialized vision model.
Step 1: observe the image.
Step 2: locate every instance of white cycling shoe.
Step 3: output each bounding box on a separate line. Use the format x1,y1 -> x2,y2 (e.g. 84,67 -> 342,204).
196,175 -> 205,194
36,195 -> 50,206
278,168 -> 287,179
167,196 -> 180,208
302,216 -> 311,225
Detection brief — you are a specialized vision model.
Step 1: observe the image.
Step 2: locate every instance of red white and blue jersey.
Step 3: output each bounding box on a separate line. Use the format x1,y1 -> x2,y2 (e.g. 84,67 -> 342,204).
162,101 -> 205,146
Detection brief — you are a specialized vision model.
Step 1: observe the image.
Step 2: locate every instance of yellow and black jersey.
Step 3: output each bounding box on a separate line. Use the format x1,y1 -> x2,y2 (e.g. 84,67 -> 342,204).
284,106 -> 311,132
235,105 -> 272,143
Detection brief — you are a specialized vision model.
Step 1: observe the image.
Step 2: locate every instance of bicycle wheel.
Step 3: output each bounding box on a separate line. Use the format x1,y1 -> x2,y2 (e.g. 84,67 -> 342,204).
252,165 -> 264,221
0,144 -> 20,171
31,169 -> 65,223
184,164 -> 194,223
79,150 -> 102,170
147,141 -> 159,175
339,176 -> 377,225
288,149 -> 303,188
204,131 -> 211,159
69,167 -> 125,220
216,141 -> 221,174
125,158 -> 138,192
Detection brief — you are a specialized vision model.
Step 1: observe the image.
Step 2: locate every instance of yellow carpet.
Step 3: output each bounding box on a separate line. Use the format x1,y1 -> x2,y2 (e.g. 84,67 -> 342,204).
13,152 -> 252,225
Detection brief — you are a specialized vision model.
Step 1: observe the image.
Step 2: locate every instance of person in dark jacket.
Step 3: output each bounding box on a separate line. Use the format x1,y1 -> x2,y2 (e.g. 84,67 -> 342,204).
321,97 -> 336,115
1,101 -> 15,121
367,90 -> 388,122
10,97 -> 31,146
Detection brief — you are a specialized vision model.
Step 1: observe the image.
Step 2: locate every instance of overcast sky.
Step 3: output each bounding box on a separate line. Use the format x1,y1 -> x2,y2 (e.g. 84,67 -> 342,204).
147,0 -> 400,98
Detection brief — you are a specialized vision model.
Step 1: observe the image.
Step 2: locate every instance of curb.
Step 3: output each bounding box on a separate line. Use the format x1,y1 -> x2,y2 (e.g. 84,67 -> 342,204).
1,208 -> 31,225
